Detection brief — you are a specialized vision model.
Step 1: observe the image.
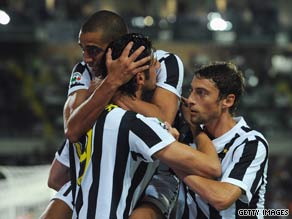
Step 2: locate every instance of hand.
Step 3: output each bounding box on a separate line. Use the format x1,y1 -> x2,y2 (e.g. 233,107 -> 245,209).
106,42 -> 151,86
164,122 -> 180,140
180,96 -> 191,125
180,96 -> 202,137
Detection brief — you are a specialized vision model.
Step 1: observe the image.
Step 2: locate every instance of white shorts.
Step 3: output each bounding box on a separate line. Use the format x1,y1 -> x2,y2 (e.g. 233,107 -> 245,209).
51,181 -> 73,210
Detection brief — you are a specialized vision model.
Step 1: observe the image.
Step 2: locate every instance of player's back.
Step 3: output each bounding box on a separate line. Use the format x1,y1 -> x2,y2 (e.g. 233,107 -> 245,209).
71,105 -> 175,219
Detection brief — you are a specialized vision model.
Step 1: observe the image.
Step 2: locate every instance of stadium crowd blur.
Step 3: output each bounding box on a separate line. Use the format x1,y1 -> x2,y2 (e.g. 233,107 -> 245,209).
0,0 -> 292,218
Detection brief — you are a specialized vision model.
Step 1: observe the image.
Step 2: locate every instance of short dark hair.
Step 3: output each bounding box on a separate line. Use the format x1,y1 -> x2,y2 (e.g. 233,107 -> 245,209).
100,33 -> 153,97
81,10 -> 128,43
194,62 -> 245,114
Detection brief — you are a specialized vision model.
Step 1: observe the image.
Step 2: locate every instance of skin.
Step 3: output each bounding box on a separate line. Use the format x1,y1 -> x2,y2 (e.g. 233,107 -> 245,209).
42,29 -> 150,219
64,30 -> 151,142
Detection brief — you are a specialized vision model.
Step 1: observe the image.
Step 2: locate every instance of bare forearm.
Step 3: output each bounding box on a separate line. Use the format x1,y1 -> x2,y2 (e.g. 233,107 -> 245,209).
195,132 -> 220,169
155,142 -> 221,178
65,77 -> 119,142
181,175 -> 241,210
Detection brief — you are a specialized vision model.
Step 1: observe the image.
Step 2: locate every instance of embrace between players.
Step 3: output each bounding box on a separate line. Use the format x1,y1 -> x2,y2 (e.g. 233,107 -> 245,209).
40,10 -> 269,219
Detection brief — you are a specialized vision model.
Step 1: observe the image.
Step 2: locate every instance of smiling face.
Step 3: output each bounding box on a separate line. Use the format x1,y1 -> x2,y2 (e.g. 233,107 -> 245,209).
78,31 -> 108,76
187,76 -> 224,125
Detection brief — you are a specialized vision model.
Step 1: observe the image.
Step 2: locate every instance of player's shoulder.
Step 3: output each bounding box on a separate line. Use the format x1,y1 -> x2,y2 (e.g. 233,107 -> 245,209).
155,49 -> 183,67
72,61 -> 90,74
235,117 -> 269,147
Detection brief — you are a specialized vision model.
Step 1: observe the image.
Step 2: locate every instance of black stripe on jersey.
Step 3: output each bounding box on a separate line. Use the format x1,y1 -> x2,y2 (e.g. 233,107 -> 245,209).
159,54 -> 180,88
75,187 -> 83,218
74,62 -> 92,80
69,142 -> 77,208
123,162 -> 149,218
109,111 -> 136,218
241,126 -> 252,132
229,139 -> 258,180
86,109 -> 109,219
130,117 -> 162,148
57,139 -> 67,155
70,83 -> 86,88
218,133 -> 240,160
180,184 -> 189,219
235,200 -> 252,219
189,190 -> 208,219
250,186 -> 261,209
250,136 -> 269,195
63,184 -> 72,196
209,204 -> 222,219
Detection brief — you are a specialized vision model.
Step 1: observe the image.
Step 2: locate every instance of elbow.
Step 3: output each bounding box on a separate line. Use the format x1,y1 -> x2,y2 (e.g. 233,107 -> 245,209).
205,159 -> 221,178
47,177 -> 59,191
65,127 -> 79,143
213,197 -> 233,211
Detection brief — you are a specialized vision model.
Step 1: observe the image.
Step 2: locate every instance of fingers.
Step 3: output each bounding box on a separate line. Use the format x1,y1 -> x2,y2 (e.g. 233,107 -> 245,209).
128,45 -> 145,61
120,42 -> 134,58
132,55 -> 151,67
131,64 -> 150,74
106,48 -> 113,65
181,96 -> 189,107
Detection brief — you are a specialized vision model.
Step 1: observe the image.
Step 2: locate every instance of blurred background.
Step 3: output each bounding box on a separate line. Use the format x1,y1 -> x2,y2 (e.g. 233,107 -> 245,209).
0,0 -> 291,218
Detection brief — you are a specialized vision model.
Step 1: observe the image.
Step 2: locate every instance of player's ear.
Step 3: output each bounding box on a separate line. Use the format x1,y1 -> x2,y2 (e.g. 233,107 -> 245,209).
136,72 -> 145,85
222,94 -> 235,109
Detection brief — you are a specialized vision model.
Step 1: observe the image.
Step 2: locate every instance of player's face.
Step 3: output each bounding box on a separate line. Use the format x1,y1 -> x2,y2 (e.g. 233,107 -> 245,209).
187,77 -> 224,125
78,31 -> 108,76
144,58 -> 160,90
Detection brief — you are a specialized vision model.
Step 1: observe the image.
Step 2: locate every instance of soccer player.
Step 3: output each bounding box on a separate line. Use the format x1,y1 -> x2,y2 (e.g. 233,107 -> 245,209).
40,10 -> 150,219
69,33 -> 221,219
171,62 -> 269,219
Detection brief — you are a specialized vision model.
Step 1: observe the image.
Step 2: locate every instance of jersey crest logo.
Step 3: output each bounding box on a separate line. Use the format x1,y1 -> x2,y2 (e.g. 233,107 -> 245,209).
70,72 -> 82,86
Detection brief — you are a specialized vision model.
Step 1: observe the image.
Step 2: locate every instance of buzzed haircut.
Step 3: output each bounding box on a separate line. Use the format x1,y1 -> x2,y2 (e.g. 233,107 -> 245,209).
81,10 -> 128,43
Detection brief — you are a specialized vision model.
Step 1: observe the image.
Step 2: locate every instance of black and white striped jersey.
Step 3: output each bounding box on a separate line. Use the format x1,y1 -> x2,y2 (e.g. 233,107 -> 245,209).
155,50 -> 184,98
67,50 -> 184,98
172,117 -> 269,219
69,104 -> 175,219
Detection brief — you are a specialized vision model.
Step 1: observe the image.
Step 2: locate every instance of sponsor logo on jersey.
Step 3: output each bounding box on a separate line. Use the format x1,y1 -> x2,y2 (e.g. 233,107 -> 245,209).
70,72 -> 82,86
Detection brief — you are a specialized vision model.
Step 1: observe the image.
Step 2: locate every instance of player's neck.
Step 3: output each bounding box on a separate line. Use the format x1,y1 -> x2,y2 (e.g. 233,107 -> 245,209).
204,113 -> 236,138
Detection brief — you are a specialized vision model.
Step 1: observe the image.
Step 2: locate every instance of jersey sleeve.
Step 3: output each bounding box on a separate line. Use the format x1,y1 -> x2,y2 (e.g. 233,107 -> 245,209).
155,50 -> 184,98
55,139 -> 70,168
220,135 -> 269,203
128,114 -> 176,162
67,61 -> 92,96
143,162 -> 180,217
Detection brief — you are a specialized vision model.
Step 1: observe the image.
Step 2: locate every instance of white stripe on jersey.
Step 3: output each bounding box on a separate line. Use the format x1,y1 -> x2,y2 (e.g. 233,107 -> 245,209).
175,117 -> 269,219
71,106 -> 175,219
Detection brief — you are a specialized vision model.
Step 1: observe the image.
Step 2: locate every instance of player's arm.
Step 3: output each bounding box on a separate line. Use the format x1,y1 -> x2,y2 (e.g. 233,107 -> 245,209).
65,44 -> 151,142
177,173 -> 242,211
116,87 -> 179,124
154,134 -> 221,178
47,158 -> 70,191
